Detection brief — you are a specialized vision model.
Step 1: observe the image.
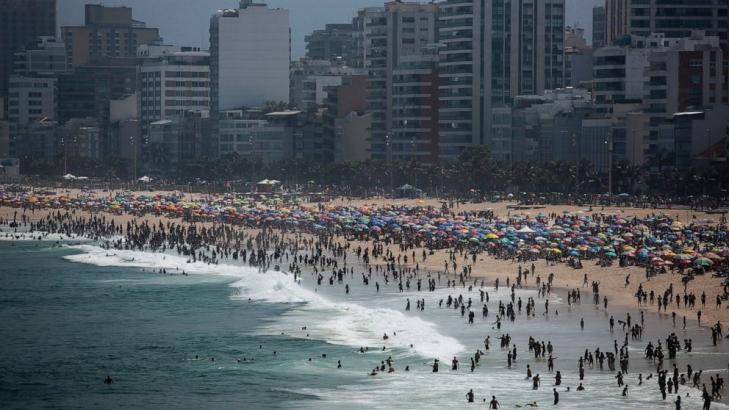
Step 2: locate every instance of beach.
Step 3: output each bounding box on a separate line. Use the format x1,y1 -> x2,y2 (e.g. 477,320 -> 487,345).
3,193 -> 727,326
2,190 -> 729,408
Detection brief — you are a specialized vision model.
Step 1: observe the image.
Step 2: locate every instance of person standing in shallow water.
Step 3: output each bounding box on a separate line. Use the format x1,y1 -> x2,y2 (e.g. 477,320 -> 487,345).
489,395 -> 500,409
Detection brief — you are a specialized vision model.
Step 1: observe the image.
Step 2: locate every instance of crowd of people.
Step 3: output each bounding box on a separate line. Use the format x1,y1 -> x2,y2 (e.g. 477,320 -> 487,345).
2,190 -> 729,407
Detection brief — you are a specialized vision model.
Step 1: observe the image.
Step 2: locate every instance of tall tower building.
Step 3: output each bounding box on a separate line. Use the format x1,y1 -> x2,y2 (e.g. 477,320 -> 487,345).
140,50 -> 210,135
0,0 -> 57,97
354,1 -> 438,159
61,4 -> 161,67
210,0 -> 290,112
437,0 -> 565,161
593,6 -> 607,48
305,24 -> 356,64
629,0 -> 728,48
606,0 -> 629,46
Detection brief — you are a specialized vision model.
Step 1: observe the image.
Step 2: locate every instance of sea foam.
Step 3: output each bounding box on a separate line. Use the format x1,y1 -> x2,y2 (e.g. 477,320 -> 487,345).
64,244 -> 464,360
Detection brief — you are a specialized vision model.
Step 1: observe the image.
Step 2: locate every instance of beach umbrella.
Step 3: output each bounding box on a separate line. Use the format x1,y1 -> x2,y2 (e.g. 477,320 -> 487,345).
703,252 -> 723,261
695,257 -> 713,267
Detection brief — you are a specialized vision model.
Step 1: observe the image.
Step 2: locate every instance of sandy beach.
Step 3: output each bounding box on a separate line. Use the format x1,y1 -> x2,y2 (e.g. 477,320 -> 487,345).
4,189 -> 729,408
2,192 -> 727,328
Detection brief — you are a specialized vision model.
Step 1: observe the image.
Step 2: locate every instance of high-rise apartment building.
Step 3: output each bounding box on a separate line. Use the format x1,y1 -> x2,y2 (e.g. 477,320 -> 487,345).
7,37 -> 67,127
391,47 -> 439,161
140,50 -> 210,135
57,63 -> 137,158
61,4 -> 161,67
305,24 -> 356,64
0,0 -> 57,97
217,109 -> 299,161
593,6 -> 607,48
593,34 -> 658,113
606,0 -> 629,46
210,0 -> 290,112
13,37 -> 68,75
437,0 -> 565,161
354,1 -> 438,159
323,75 -> 371,163
6,76 -> 57,125
629,0 -> 728,48
644,32 -> 727,152
290,59 -> 360,111
565,26 -> 587,50
565,26 -> 593,88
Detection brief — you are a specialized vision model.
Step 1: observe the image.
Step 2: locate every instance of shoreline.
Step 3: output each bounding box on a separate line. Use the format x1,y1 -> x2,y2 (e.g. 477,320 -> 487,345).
4,203 -> 729,407
2,203 -> 728,328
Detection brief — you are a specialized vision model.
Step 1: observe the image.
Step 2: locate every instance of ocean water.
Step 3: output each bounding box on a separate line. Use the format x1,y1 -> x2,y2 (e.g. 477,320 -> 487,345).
2,237 -> 729,409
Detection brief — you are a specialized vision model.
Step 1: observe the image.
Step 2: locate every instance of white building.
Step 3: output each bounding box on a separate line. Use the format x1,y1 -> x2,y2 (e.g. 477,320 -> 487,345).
210,0 -> 290,111
13,36 -> 68,75
290,59 -> 360,110
7,75 -> 57,125
218,109 -> 300,161
592,34 -> 669,113
140,50 -> 210,134
437,0 -> 565,161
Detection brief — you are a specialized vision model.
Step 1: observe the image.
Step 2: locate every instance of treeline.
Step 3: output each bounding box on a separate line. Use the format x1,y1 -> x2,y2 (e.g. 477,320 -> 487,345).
20,146 -> 729,198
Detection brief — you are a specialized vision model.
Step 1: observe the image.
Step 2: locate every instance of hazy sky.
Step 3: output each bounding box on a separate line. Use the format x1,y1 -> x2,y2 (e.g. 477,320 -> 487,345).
59,0 -> 604,57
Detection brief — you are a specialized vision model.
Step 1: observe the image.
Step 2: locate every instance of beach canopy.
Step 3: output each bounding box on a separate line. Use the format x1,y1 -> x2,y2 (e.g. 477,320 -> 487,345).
62,174 -> 76,180
257,179 -> 281,185
138,176 -> 152,183
395,184 -> 423,198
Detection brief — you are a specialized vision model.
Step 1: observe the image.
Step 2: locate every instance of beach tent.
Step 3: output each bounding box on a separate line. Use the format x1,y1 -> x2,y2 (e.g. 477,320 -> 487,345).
62,174 -> 76,180
138,176 -> 152,183
517,226 -> 536,234
396,184 -> 423,199
256,179 -> 281,193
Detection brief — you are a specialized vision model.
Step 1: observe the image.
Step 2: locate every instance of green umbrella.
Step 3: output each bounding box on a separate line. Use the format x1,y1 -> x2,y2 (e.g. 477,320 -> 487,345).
695,257 -> 713,267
